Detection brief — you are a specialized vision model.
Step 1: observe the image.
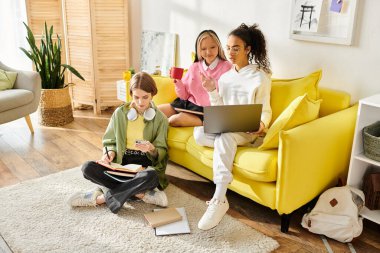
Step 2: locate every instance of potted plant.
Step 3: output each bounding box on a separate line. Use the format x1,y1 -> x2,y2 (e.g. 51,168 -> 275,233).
20,22 -> 85,126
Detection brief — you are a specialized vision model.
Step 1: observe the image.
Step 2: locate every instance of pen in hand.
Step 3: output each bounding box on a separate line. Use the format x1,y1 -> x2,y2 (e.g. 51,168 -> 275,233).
105,146 -> 111,165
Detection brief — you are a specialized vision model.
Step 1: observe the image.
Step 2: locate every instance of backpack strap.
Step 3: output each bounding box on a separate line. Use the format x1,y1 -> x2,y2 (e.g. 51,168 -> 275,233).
347,243 -> 357,253
320,235 -> 358,253
320,235 -> 333,253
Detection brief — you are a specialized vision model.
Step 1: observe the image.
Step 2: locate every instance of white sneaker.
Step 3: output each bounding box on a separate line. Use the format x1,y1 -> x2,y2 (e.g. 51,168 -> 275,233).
68,187 -> 103,207
99,186 -> 109,196
198,198 -> 229,230
142,188 -> 168,207
122,202 -> 134,210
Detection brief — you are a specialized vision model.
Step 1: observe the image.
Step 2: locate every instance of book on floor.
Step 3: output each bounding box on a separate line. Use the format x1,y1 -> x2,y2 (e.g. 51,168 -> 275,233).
144,207 -> 182,228
154,207 -> 191,236
96,160 -> 143,173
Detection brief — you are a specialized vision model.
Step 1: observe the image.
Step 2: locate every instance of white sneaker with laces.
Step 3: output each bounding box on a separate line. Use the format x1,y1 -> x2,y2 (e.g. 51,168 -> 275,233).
142,188 -> 168,207
68,187 -> 103,207
198,198 -> 229,230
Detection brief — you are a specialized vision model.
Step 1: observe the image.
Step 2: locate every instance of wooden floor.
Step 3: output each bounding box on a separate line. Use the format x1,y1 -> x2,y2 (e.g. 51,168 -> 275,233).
1,109 -> 379,253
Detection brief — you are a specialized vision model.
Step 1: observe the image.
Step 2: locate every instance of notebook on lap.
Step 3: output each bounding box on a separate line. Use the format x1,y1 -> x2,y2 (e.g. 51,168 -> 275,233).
203,104 -> 262,134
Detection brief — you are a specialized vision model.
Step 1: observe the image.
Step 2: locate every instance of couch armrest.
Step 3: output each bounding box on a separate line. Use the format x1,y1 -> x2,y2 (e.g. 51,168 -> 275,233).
275,104 -> 358,214
13,70 -> 40,93
13,70 -> 41,113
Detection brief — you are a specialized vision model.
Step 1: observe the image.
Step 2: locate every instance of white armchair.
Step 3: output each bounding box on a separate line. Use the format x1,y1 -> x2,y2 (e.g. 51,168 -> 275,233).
0,61 -> 41,133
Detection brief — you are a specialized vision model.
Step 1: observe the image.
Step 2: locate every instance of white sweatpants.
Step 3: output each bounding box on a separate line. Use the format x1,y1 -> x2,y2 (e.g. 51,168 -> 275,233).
193,126 -> 255,184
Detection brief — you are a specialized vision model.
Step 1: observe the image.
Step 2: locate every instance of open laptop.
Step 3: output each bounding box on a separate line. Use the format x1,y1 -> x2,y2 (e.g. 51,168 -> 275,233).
203,104 -> 262,134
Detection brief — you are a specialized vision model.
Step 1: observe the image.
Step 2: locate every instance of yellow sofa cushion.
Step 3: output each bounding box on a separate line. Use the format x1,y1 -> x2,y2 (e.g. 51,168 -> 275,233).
233,147 -> 278,182
167,126 -> 194,151
151,75 -> 177,105
271,70 -> 322,123
186,137 -> 214,168
259,94 -> 322,150
186,136 -> 278,182
319,88 -> 351,117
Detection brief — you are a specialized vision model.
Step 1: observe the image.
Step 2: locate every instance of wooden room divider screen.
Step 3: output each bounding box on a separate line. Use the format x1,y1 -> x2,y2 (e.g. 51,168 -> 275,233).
26,0 -> 130,114
25,0 -> 67,70
62,0 -> 130,114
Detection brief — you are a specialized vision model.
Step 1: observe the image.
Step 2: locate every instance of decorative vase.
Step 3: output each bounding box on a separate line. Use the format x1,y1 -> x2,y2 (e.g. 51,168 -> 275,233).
38,86 -> 74,126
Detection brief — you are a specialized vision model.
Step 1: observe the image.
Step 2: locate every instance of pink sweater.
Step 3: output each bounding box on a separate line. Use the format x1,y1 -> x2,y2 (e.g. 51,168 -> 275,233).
174,60 -> 232,106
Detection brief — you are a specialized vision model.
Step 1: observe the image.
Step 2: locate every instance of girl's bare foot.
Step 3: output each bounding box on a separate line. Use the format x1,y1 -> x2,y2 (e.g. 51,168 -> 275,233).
135,193 -> 145,199
96,194 -> 106,205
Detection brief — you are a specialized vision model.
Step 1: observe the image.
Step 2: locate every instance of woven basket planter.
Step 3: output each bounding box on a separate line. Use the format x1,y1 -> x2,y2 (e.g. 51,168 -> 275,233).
39,86 -> 74,127
362,121 -> 380,162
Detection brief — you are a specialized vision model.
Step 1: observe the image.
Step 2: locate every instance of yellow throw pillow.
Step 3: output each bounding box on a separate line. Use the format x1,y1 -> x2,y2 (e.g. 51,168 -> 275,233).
271,70 -> 322,124
151,75 -> 177,105
259,94 -> 322,150
0,68 -> 18,91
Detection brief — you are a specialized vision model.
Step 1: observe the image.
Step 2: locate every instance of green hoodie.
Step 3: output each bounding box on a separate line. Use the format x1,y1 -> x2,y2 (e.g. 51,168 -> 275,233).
102,103 -> 169,190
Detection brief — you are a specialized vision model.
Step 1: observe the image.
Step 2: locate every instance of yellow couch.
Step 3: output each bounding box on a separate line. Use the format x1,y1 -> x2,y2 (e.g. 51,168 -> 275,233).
151,74 -> 358,232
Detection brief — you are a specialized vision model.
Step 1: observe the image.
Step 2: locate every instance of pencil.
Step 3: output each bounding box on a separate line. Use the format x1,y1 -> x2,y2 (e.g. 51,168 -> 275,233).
105,146 -> 111,164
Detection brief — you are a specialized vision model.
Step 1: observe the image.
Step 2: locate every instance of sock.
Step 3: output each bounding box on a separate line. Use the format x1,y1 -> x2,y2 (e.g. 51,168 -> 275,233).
213,183 -> 228,201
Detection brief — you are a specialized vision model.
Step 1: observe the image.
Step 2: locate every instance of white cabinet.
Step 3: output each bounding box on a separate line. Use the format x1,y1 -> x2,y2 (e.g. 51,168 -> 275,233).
348,94 -> 380,224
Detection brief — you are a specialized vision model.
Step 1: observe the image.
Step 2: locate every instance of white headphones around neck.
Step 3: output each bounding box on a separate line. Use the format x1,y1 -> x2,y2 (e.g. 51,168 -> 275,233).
127,103 -> 156,121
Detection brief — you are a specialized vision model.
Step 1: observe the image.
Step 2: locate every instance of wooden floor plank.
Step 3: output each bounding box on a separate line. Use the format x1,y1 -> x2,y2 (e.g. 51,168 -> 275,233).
52,128 -> 102,159
77,131 -> 104,149
0,137 -> 40,181
36,138 -> 81,170
50,136 -> 98,166
73,117 -> 109,133
0,159 -> 20,187
1,132 -> 58,176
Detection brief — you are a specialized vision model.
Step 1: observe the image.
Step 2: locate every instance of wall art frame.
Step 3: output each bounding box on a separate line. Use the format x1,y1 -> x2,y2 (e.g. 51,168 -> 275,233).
289,0 -> 358,45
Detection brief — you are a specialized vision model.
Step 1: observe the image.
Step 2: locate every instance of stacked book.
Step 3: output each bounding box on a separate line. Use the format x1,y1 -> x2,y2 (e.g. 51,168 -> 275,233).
144,207 -> 190,236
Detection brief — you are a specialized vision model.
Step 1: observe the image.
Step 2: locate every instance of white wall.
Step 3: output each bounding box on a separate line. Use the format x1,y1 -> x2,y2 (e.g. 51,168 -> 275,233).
0,0 -> 31,70
129,0 -> 380,102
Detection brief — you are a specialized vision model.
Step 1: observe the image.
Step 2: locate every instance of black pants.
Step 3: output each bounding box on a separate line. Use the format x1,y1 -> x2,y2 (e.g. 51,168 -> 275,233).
81,155 -> 159,214
170,97 -> 204,120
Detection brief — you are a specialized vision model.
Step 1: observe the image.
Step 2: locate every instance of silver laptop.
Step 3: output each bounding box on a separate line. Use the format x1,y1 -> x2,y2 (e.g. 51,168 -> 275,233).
203,104 -> 262,134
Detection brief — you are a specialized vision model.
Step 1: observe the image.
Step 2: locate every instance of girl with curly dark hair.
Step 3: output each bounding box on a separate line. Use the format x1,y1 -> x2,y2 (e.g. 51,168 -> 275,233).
228,23 -> 271,74
194,23 -> 272,230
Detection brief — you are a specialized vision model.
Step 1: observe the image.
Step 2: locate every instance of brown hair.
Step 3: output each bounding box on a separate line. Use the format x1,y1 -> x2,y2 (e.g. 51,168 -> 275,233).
194,30 -> 227,62
129,72 -> 158,96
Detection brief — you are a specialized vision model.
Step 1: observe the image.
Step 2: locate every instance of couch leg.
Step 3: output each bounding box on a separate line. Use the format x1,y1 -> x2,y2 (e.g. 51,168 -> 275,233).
281,213 -> 292,233
24,115 -> 34,134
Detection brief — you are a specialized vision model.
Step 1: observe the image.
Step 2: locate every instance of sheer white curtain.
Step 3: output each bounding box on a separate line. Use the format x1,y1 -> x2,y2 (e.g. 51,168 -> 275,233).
0,0 -> 31,70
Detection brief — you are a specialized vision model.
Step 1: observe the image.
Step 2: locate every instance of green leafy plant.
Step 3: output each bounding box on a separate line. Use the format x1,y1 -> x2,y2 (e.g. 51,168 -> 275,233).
20,22 -> 84,89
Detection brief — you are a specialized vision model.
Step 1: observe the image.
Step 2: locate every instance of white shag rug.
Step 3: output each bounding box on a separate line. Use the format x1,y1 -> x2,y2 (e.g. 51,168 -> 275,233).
0,167 -> 279,253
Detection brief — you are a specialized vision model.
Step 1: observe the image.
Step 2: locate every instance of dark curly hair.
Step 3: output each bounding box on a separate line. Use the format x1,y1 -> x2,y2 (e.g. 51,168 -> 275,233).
229,23 -> 271,74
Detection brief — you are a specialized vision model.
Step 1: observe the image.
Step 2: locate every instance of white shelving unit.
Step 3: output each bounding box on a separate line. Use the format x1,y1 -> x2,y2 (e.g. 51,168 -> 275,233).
347,94 -> 380,224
